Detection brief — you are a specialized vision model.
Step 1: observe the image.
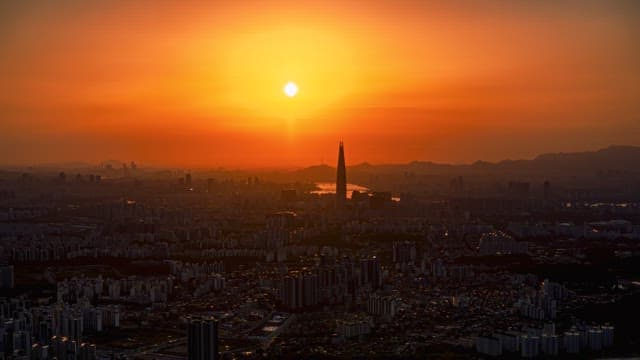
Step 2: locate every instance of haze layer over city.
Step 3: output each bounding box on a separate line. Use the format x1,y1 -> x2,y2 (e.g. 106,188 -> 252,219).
1,1 -> 640,359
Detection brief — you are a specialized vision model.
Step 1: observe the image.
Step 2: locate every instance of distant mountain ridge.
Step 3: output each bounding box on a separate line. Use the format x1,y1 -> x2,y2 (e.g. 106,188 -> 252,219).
292,145 -> 640,181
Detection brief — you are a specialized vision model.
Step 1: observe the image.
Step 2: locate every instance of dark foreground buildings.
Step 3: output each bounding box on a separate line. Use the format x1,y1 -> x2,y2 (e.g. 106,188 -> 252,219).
188,317 -> 219,360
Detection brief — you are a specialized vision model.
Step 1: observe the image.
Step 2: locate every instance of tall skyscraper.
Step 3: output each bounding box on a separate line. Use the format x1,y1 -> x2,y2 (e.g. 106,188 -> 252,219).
336,141 -> 347,208
188,317 -> 219,360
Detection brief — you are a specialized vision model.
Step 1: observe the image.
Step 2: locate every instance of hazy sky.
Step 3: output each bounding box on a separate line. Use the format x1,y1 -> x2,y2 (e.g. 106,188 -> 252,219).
1,0 -> 639,167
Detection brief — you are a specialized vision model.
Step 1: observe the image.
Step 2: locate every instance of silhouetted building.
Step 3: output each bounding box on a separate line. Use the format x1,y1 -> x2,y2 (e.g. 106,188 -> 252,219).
281,274 -> 303,310
367,293 -> 398,319
336,141 -> 347,209
281,271 -> 319,310
266,211 -> 297,229
393,241 -> 416,264
351,190 -> 369,203
360,257 -> 382,290
188,317 -> 219,360
370,192 -> 392,210
0,264 -> 13,289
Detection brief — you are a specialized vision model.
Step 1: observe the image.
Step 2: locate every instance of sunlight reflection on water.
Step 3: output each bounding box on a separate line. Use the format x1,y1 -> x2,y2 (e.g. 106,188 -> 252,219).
311,182 -> 369,198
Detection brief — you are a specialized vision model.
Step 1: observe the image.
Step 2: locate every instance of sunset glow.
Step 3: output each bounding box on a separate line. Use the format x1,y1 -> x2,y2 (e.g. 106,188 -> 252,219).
0,1 -> 639,167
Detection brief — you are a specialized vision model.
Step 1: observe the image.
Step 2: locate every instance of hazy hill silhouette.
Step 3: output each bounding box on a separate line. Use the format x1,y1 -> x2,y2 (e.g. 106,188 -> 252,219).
291,145 -> 640,182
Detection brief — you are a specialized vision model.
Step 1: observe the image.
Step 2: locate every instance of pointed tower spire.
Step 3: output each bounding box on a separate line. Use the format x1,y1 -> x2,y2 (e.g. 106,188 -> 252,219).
336,141 -> 347,209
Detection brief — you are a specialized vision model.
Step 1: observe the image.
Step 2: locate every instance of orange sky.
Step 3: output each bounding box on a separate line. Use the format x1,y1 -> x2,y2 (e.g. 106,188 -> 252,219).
1,0 -> 639,168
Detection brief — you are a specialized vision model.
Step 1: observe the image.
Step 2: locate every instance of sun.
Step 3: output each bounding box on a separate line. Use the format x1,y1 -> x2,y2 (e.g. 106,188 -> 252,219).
283,81 -> 298,97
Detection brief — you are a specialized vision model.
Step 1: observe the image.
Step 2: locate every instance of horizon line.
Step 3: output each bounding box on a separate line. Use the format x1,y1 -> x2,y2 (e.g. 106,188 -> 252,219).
0,144 -> 637,171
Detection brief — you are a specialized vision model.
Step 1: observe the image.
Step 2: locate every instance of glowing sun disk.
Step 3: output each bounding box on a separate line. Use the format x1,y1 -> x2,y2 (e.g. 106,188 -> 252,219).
284,81 -> 298,97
